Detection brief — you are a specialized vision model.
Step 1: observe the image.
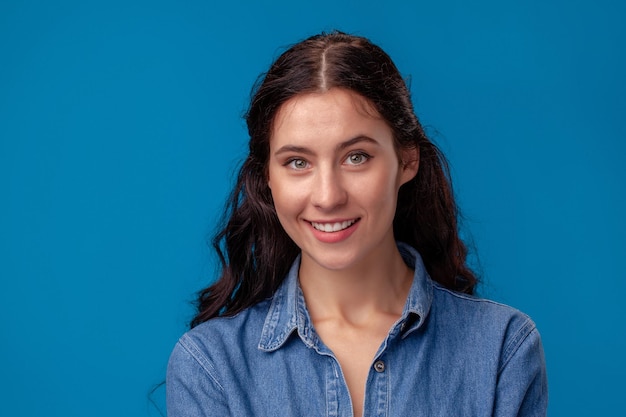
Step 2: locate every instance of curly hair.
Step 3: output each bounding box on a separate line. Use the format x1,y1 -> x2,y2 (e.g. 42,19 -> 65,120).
191,31 -> 477,328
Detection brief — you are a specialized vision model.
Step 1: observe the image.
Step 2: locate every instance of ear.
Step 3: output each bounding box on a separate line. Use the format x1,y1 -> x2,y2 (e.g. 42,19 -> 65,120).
398,146 -> 419,186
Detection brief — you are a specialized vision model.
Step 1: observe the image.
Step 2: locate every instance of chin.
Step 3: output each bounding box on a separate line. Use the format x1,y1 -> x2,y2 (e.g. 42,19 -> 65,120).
302,249 -> 364,272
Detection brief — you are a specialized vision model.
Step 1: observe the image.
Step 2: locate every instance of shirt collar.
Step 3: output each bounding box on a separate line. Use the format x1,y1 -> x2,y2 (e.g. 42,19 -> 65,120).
258,242 -> 433,352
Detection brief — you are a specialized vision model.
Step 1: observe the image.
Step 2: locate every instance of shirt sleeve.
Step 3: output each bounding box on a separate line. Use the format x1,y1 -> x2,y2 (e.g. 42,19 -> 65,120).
493,320 -> 548,417
166,337 -> 230,417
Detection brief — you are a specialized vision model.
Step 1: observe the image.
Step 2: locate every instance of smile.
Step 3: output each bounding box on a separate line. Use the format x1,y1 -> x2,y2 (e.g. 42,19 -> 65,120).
310,219 -> 358,233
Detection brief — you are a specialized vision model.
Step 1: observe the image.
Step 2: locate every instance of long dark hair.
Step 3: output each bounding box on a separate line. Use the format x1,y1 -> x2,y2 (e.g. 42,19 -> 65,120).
191,31 -> 477,328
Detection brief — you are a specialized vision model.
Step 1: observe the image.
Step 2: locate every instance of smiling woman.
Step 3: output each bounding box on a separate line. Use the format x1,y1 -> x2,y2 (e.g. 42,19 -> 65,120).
166,31 -> 548,417
268,89 -> 418,270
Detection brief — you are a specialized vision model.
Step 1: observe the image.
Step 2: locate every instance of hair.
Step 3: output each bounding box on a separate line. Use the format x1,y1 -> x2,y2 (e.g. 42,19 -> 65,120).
190,31 -> 478,328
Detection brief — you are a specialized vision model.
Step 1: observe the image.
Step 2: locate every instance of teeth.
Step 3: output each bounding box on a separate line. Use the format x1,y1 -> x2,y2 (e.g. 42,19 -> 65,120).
311,220 -> 356,232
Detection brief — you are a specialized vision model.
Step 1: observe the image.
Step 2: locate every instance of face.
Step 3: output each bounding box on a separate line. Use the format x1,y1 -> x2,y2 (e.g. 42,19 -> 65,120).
267,88 -> 418,273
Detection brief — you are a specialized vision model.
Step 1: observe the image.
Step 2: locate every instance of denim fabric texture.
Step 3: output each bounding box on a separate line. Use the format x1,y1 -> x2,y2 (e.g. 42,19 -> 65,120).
167,243 -> 548,416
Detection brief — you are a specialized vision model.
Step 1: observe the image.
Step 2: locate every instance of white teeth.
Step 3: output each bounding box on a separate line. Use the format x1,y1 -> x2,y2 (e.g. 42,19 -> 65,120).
311,220 -> 356,232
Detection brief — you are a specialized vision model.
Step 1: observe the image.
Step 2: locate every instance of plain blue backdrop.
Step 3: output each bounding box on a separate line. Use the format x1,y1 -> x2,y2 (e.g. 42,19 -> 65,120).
1,0 -> 624,415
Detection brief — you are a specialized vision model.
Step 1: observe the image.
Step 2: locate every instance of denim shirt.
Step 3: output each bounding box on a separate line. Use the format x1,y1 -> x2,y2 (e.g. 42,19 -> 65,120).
167,244 -> 547,416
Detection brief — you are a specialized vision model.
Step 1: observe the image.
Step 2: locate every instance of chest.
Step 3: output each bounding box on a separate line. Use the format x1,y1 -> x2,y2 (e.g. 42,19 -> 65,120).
223,331 -> 498,416
315,322 -> 394,416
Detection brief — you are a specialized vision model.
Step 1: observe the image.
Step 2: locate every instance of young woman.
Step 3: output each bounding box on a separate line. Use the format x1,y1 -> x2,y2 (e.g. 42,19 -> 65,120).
167,31 -> 548,416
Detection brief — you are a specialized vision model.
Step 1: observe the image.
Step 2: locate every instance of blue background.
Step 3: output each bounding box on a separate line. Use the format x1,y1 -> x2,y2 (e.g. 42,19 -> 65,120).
1,0 -> 624,415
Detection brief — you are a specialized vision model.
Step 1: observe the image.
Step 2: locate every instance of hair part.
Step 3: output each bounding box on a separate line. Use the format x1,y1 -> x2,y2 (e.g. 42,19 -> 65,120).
191,31 -> 478,328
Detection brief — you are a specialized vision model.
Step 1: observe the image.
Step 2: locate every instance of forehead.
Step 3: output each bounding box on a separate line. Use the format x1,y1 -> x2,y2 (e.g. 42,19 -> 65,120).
271,88 -> 391,146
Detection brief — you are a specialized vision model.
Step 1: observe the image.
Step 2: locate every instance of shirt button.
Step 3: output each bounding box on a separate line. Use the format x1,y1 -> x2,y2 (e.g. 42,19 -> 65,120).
373,360 -> 385,373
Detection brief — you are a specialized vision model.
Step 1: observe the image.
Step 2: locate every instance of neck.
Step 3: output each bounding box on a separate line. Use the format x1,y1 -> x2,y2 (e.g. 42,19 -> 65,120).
298,240 -> 413,324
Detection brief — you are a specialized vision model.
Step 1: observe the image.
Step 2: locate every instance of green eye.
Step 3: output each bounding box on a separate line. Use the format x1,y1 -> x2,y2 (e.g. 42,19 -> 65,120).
346,153 -> 369,165
289,159 -> 308,169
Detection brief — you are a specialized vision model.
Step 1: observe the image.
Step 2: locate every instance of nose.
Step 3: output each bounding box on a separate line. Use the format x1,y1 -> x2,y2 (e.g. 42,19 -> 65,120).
310,167 -> 348,210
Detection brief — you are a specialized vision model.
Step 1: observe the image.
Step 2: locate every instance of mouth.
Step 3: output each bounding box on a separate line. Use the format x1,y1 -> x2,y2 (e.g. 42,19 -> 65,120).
309,219 -> 359,233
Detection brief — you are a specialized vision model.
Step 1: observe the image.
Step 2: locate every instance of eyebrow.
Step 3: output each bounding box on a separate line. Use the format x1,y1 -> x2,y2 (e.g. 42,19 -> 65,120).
273,136 -> 380,156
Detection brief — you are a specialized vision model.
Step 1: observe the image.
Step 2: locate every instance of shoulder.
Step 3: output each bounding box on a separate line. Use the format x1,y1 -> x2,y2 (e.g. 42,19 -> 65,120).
432,282 -> 535,327
168,298 -> 272,376
424,285 -> 548,414
166,302 -> 275,416
429,283 -> 541,369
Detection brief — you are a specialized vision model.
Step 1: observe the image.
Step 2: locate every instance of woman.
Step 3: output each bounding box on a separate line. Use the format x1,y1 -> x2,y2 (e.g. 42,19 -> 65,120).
167,31 -> 547,416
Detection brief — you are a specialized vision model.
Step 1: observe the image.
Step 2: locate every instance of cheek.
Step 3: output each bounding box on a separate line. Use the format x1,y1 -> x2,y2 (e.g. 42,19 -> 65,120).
269,188 -> 291,233
349,173 -> 400,222
269,179 -> 304,216
357,165 -> 401,199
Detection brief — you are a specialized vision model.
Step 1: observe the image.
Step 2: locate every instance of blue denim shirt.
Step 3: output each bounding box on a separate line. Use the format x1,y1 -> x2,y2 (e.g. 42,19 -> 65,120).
167,244 -> 547,416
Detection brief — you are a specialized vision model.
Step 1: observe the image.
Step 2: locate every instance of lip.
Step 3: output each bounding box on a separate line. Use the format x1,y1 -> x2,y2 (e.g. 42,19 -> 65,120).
306,218 -> 360,243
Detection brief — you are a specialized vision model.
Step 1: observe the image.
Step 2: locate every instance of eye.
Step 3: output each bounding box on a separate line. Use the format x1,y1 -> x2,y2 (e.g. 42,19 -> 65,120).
287,158 -> 309,170
345,152 -> 370,166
